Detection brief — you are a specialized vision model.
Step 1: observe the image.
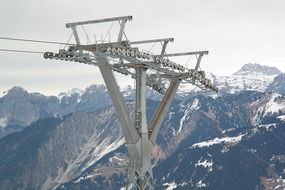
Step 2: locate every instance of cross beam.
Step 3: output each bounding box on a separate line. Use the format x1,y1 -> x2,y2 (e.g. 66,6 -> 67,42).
130,38 -> 174,45
66,15 -> 132,28
155,50 -> 208,57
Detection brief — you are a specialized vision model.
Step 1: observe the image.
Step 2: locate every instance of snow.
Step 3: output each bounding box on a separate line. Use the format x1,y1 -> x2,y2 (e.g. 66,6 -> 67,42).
109,154 -> 127,167
209,70 -> 278,94
85,137 -> 125,169
0,90 -> 8,98
277,115 -> 285,121
110,155 -> 125,162
180,182 -> 188,187
251,94 -> 285,125
0,117 -> 8,128
264,94 -> 285,114
274,185 -> 281,189
226,71 -> 277,92
258,123 -> 277,130
177,64 -> 278,95
196,180 -> 207,188
57,88 -> 84,101
195,158 -> 213,171
163,182 -> 177,190
74,173 -> 99,183
192,134 -> 244,148
57,134 -> 125,185
177,99 -> 200,135
178,82 -> 199,95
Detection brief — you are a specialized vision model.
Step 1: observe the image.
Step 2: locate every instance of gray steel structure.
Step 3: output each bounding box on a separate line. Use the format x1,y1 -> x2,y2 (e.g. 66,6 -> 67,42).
44,16 -> 218,190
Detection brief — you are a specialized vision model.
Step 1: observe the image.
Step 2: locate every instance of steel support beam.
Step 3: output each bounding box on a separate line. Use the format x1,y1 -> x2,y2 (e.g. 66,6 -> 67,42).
66,16 -> 132,28
127,66 -> 154,190
97,56 -> 139,144
156,51 -> 208,57
160,41 -> 169,56
149,80 -> 181,143
118,19 -> 128,42
195,54 -> 203,70
131,38 -> 174,45
70,26 -> 82,54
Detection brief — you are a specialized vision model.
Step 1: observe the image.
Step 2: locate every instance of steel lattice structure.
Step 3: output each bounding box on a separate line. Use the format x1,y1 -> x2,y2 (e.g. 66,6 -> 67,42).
44,16 -> 218,190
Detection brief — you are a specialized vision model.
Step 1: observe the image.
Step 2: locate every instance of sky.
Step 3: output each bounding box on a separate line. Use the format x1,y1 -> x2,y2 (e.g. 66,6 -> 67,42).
0,0 -> 285,95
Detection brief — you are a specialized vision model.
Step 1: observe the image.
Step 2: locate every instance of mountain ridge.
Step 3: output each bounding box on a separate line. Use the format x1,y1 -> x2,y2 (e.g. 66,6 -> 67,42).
1,91 -> 285,189
0,63 -> 285,189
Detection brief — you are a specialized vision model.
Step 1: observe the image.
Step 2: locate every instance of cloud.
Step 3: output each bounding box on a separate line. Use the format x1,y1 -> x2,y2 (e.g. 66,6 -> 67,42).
1,0 -> 285,94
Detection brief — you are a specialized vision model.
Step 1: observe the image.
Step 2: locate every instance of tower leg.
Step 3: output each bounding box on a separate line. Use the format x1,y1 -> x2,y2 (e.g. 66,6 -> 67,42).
126,66 -> 154,190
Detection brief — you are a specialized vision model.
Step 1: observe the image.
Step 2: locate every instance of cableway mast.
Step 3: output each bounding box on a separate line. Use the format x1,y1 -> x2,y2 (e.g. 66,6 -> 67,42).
43,15 -> 218,190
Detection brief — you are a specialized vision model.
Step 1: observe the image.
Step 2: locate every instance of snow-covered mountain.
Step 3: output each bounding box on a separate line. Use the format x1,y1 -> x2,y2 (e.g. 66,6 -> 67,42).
216,63 -> 282,93
179,63 -> 282,95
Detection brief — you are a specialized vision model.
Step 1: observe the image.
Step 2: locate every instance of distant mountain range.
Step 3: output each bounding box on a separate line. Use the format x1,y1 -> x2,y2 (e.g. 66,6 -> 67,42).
0,63 -> 285,190
179,63 -> 282,95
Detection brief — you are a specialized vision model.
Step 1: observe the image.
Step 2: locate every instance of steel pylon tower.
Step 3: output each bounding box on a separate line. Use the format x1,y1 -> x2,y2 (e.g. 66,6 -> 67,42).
44,16 -> 218,189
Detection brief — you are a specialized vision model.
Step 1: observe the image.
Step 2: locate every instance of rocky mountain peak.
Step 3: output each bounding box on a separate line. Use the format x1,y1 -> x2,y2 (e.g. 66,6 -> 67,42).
4,86 -> 29,98
85,84 -> 107,94
233,63 -> 282,76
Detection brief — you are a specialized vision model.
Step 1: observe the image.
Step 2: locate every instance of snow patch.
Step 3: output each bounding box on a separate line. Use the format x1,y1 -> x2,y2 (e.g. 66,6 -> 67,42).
196,180 -> 207,188
0,117 -> 8,128
258,123 -> 277,130
264,94 -> 285,115
163,182 -> 177,190
195,158 -> 213,171
277,115 -> 285,121
58,88 -> 84,100
0,90 -> 8,98
85,137 -> 125,169
180,181 -> 188,187
192,135 -> 244,148
177,99 -> 200,135
74,173 -> 98,184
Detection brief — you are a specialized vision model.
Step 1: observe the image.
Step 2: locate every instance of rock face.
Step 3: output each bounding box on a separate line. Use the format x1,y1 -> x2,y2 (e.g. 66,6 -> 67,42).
61,91 -> 285,190
266,73 -> 285,95
0,109 -> 123,190
0,63 -> 281,138
233,63 -> 282,76
0,85 -> 111,138
1,90 -> 285,189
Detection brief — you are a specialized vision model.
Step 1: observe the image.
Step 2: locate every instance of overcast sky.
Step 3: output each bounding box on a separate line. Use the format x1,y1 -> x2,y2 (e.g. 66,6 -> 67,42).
0,0 -> 285,95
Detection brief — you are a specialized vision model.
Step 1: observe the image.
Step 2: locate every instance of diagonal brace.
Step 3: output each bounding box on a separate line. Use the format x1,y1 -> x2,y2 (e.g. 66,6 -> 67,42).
149,79 -> 181,143
118,19 -> 128,42
160,41 -> 169,56
195,54 -> 204,70
97,56 -> 140,144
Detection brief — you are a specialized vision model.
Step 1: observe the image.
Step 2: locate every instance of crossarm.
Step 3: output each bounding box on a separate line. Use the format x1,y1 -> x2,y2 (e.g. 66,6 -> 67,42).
66,16 -> 132,28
